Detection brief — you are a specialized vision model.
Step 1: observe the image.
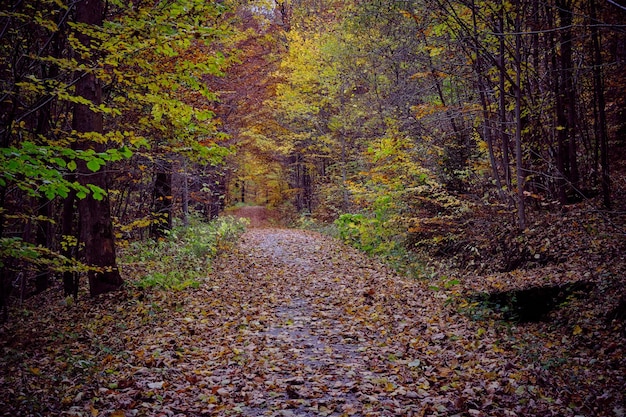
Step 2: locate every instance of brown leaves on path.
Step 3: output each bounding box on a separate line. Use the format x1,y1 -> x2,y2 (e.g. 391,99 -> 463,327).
1,228 -> 624,416
226,206 -> 277,228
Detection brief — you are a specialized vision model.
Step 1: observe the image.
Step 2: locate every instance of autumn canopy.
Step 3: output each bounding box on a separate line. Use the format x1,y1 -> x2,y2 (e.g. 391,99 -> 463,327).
0,0 -> 625,416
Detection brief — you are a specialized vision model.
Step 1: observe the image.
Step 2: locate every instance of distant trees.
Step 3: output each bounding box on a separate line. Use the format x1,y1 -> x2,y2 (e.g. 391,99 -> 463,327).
209,3 -> 292,209
259,0 -> 625,229
1,0 -> 623,314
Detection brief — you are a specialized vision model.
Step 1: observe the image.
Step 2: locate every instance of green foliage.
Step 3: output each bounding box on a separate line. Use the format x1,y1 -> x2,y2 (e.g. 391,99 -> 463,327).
100,0 -> 233,163
335,198 -> 396,255
0,142 -> 137,200
0,0 -> 234,295
334,199 -> 422,277
121,215 -> 248,291
0,235 -> 88,273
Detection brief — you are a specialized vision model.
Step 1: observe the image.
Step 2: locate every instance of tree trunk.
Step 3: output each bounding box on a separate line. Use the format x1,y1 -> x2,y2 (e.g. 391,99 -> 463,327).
340,132 -> 349,212
73,0 -> 123,297
34,198 -> 51,293
151,162 -> 173,238
470,0 -> 507,204
182,163 -> 189,227
420,31 -> 467,191
589,0 -> 611,208
62,190 -> 79,299
556,0 -> 579,201
514,1 -> 526,229
498,12 -> 512,191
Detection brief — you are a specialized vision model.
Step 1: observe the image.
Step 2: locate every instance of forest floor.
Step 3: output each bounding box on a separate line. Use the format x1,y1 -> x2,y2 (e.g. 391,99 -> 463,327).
0,208 -> 625,416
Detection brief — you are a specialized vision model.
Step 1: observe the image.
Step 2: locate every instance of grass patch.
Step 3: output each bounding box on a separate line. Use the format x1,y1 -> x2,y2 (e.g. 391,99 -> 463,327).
120,215 -> 248,290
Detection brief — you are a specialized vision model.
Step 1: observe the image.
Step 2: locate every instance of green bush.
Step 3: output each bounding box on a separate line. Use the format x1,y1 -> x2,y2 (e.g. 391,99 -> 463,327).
121,215 -> 248,290
334,197 -> 423,277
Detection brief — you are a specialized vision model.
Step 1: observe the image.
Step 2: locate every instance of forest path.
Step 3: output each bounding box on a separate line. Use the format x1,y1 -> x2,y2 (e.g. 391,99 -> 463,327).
227,205 -> 278,228
2,227 -> 622,416
202,227 -> 625,416
207,228 -> 439,415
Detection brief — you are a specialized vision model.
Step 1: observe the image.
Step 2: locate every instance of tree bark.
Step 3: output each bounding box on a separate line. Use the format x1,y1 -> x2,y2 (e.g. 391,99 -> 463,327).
151,162 -> 173,238
498,12 -> 512,191
62,190 -> 79,299
555,0 -> 579,202
589,0 -> 611,208
181,161 -> 189,227
514,1 -> 526,229
34,198 -> 51,293
73,0 -> 123,297
470,0 -> 507,204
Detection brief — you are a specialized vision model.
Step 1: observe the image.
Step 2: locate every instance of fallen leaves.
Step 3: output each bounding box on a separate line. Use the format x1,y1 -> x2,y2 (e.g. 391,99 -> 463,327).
0,228 -> 624,416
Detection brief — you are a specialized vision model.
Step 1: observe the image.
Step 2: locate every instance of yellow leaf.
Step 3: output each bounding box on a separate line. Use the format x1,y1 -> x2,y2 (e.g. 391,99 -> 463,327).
30,367 -> 40,375
573,325 -> 583,335
110,411 -> 125,417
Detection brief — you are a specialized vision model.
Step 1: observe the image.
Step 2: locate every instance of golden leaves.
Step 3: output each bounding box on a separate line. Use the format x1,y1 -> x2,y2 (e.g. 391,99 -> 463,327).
412,103 -> 448,120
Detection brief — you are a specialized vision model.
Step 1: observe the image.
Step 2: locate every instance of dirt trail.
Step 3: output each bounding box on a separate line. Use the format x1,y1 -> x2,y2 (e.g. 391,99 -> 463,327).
3,227 -> 621,416
228,206 -> 276,228
208,228 -> 436,416
202,229 -> 625,416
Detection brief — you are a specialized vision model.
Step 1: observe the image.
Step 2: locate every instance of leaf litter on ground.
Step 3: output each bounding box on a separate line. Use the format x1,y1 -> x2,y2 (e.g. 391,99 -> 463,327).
1,227 -> 624,416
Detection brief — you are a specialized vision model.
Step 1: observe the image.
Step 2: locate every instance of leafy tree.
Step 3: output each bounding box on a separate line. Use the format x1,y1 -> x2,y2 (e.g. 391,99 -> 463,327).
0,0 -> 130,303
0,0 -> 236,310
237,0 -> 625,261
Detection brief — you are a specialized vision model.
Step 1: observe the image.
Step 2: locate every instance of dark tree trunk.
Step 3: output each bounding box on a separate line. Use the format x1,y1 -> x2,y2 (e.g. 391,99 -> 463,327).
73,0 -> 122,297
0,268 -> 10,324
181,162 -> 189,226
0,186 -> 7,322
498,13 -> 512,190
34,198 -> 51,293
551,6 -> 568,203
556,0 -> 579,201
514,0 -> 526,229
62,189 -> 79,299
589,0 -> 611,208
303,165 -> 312,213
33,20 -> 64,294
150,163 -> 173,238
561,2 -> 579,191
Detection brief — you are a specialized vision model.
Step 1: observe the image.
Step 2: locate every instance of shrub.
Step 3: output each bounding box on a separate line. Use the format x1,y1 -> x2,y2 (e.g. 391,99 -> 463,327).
120,215 -> 248,290
334,198 -> 423,278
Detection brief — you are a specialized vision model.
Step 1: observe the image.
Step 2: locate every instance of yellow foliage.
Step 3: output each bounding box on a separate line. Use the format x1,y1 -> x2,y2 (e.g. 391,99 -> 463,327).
412,103 -> 447,120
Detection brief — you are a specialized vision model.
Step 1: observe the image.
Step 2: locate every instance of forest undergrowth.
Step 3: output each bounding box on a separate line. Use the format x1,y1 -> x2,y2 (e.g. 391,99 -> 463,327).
0,202 -> 624,416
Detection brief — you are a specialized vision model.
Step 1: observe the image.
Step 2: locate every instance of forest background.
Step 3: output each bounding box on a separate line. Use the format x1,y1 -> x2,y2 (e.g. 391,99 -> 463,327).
0,0 -> 625,414
3,0 -> 624,305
